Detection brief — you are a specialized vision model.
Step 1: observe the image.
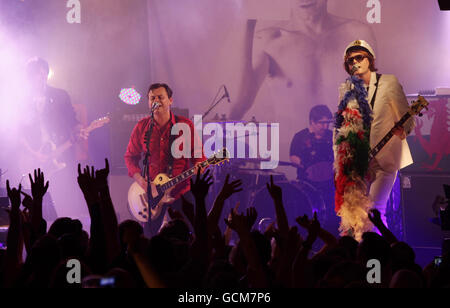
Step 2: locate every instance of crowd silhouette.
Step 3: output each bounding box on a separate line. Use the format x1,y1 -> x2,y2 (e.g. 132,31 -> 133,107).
1,160 -> 449,288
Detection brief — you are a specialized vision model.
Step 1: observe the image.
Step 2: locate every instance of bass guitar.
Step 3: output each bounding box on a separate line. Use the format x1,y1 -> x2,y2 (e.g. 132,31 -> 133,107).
368,95 -> 429,161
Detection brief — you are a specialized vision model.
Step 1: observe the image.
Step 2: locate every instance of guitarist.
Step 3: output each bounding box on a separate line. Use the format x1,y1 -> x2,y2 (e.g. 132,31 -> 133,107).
124,83 -> 206,237
18,57 -> 88,218
341,40 -> 415,227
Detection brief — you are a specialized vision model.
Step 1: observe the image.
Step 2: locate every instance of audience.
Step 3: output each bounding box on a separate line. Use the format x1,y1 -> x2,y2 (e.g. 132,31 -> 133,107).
0,160 -> 448,288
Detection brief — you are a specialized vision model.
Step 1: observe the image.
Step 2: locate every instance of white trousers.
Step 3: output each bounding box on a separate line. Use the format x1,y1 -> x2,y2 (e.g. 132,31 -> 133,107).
368,159 -> 398,227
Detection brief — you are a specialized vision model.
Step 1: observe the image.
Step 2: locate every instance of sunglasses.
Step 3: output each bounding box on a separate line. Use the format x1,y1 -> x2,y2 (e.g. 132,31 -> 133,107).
346,55 -> 367,66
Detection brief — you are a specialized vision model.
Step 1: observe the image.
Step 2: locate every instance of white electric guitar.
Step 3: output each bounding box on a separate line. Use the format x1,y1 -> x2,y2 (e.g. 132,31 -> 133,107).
128,147 -> 230,222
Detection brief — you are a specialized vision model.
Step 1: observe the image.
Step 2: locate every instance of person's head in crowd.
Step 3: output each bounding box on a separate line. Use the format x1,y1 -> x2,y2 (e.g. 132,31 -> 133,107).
57,231 -> 89,260
319,260 -> 367,288
118,219 -> 144,251
48,217 -> 83,239
159,219 -> 192,243
251,231 -> 272,267
390,241 -> 416,273
337,236 -> 359,260
49,258 -> 92,288
24,234 -> 61,287
357,232 -> 392,287
389,269 -> 423,288
204,259 -> 240,288
146,235 -> 176,276
357,232 -> 391,266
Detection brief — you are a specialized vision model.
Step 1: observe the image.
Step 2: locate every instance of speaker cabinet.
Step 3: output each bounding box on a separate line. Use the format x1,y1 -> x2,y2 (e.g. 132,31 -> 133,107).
400,173 -> 450,248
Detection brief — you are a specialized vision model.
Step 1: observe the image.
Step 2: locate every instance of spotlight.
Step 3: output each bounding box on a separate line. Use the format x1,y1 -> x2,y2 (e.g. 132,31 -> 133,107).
48,68 -> 54,80
119,87 -> 141,105
438,0 -> 450,10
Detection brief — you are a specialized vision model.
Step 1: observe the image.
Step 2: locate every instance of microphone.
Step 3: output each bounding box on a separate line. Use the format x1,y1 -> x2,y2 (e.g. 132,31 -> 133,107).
223,85 -> 231,103
151,102 -> 161,112
351,64 -> 360,75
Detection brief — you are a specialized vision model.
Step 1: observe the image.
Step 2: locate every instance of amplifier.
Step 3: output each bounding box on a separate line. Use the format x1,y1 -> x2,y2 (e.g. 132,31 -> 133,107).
400,173 -> 450,248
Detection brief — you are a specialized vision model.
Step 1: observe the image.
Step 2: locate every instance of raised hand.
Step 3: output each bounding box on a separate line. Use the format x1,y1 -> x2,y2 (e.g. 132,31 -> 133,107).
307,212 -> 321,242
217,174 -> 243,201
368,208 -> 383,227
77,164 -> 99,205
6,180 -> 22,212
95,158 -> 110,189
190,168 -> 213,200
266,175 -> 282,202
246,206 -> 258,230
20,190 -> 34,210
28,168 -> 49,201
77,164 -> 95,191
295,214 -> 311,229
224,209 -> 249,234
263,221 -> 277,238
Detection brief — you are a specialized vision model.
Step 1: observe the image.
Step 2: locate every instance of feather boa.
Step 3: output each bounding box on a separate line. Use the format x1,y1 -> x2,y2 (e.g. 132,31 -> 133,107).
334,76 -> 373,241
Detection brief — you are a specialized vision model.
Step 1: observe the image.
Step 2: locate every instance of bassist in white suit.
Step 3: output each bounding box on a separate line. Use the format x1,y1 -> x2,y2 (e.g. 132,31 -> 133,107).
342,40 -> 415,226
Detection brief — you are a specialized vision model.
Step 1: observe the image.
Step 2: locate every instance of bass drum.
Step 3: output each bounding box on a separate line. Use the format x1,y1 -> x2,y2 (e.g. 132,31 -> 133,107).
249,180 -> 326,230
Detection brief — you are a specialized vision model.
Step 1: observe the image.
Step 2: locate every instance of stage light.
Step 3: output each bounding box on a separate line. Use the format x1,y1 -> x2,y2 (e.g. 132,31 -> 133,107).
47,68 -> 54,80
119,87 -> 141,105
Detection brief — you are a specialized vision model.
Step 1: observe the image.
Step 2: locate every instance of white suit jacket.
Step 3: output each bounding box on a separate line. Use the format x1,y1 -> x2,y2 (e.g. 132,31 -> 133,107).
367,72 -> 415,173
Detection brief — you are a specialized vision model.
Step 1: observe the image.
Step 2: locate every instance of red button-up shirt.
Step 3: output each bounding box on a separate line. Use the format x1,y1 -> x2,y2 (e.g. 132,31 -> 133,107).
124,112 -> 205,199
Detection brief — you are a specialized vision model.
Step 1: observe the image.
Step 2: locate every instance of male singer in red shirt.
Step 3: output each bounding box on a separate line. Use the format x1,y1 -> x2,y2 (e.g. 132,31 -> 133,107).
125,83 -> 205,236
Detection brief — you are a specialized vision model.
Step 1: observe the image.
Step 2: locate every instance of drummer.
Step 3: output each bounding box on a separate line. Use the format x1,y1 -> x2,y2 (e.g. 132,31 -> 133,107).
289,105 -> 339,234
289,104 -> 334,180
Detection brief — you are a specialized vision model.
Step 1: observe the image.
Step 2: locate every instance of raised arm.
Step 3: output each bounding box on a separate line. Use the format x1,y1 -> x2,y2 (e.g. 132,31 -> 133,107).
368,208 -> 398,245
266,175 -> 289,238
77,164 -> 106,273
190,168 -> 214,263
95,158 -> 121,264
207,174 -> 243,235
3,181 -> 23,287
225,209 -> 268,288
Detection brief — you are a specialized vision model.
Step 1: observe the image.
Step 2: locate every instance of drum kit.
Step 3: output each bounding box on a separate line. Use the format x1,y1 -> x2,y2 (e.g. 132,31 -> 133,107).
211,157 -> 330,229
203,118 -> 336,233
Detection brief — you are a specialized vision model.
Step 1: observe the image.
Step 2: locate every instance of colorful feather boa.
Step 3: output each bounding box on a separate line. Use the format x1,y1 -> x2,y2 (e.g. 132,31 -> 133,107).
334,76 -> 373,241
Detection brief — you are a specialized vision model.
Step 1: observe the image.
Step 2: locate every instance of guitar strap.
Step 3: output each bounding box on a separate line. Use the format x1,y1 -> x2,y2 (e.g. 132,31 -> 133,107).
370,73 -> 382,109
167,114 -> 179,178
142,117 -> 154,179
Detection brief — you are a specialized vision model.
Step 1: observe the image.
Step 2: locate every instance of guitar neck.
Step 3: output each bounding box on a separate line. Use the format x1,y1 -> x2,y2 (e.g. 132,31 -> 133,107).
369,112 -> 411,160
159,159 -> 211,192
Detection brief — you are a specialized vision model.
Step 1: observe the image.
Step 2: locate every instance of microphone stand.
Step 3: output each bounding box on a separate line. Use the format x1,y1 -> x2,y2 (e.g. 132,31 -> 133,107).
143,107 -> 155,222
195,86 -> 228,126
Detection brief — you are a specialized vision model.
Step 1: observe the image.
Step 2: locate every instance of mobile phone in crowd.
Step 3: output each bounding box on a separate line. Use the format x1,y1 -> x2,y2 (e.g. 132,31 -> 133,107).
99,277 -> 115,288
434,256 -> 443,268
